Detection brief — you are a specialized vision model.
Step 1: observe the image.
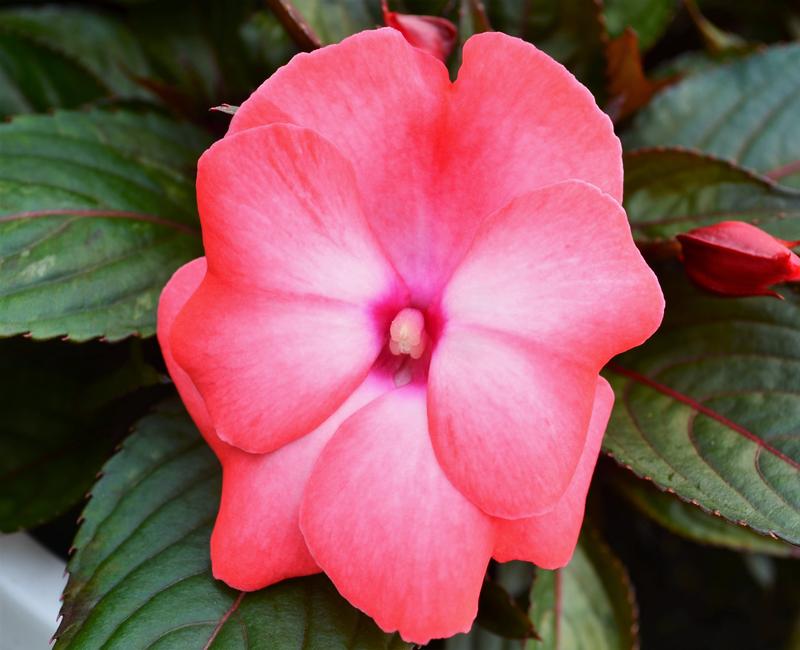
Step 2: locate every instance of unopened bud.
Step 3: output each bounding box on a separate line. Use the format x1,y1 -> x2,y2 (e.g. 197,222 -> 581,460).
677,221 -> 800,298
382,1 -> 457,62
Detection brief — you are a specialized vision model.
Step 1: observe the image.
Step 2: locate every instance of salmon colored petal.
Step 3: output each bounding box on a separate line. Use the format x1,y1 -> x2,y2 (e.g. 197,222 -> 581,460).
227,30 -> 621,299
211,373 -> 392,591
157,260 -> 394,588
428,327 -> 597,519
157,257 -> 227,456
442,181 -> 664,370
450,33 -> 622,205
493,377 -> 614,568
197,122 -> 402,304
229,29 -> 450,300
171,275 -> 385,454
300,387 -> 494,645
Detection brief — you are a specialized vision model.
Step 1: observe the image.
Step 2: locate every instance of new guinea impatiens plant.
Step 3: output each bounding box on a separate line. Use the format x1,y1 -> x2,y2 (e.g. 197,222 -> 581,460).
6,1 -> 800,648
157,28 -> 664,643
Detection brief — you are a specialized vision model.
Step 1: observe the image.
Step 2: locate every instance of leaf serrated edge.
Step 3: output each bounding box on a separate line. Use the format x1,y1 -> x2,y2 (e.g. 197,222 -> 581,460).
623,145 -> 797,189
53,402 -> 177,643
581,526 -> 640,650
604,444 -> 800,548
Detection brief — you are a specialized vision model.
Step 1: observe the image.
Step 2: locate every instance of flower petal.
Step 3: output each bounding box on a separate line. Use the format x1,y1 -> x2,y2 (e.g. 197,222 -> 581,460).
197,122 -> 402,304
428,326 -> 597,519
211,373 -> 392,591
441,181 -> 664,370
493,377 -> 614,568
299,387 -> 494,645
158,260 -> 397,587
227,29 -> 449,299
180,122 -> 406,453
451,33 -> 623,204
157,257 -> 224,454
171,275 -> 385,453
226,30 -> 620,301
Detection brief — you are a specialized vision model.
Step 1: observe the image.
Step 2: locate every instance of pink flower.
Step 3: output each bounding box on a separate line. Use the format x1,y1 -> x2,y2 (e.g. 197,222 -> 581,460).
677,220 -> 800,298
381,0 -> 457,62
157,29 -> 663,644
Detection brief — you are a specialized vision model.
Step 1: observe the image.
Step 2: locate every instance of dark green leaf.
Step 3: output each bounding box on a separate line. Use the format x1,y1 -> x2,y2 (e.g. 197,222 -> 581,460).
609,148 -> 800,545
684,0 -> 756,57
488,0 -> 608,99
285,0 -> 379,45
0,6 -> 153,117
55,401 -> 409,649
529,530 -> 639,650
456,0 -> 491,68
127,0 -> 285,113
611,470 -> 799,557
624,44 -> 800,187
0,109 -> 209,341
477,579 -> 536,639
604,265 -> 800,545
445,628 -> 519,650
0,339 -> 160,532
624,149 -> 800,242
603,0 -> 677,50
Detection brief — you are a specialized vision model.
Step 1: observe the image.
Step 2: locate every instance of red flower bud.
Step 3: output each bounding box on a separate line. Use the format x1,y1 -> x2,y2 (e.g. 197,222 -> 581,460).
381,0 -> 457,62
677,221 -> 800,298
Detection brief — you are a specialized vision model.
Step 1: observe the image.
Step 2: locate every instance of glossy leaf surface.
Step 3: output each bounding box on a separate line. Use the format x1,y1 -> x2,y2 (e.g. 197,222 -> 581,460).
0,110 -> 208,341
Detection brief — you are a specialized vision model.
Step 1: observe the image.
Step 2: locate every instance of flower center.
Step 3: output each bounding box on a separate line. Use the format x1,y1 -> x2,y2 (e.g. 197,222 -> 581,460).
388,307 -> 427,359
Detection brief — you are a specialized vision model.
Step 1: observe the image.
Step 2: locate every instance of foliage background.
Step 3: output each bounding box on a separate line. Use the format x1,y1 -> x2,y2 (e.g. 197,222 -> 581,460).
1,0 -> 799,648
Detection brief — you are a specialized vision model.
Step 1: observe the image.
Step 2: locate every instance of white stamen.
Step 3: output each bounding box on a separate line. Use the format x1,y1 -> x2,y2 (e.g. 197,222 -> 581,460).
389,307 -> 427,359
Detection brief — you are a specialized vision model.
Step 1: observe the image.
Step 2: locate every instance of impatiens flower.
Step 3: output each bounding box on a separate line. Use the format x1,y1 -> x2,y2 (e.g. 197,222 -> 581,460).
677,220 -> 800,298
381,0 -> 457,62
157,28 -> 664,644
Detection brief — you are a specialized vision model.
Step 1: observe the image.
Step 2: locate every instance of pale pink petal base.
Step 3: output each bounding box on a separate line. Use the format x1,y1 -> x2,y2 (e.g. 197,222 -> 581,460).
171,276 -> 386,454
300,387 -> 495,645
174,121 -> 404,454
493,377 -> 615,568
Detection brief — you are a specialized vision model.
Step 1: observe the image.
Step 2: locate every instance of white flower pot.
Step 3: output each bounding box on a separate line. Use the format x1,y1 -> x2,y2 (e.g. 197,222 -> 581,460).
0,533 -> 67,650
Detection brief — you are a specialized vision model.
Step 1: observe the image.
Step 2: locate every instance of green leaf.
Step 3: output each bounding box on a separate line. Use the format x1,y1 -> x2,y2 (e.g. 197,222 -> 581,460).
684,0 -> 756,57
611,470 -> 799,557
0,6 -> 153,117
127,0 -> 286,114
0,109 -> 209,341
55,401 -> 409,650
445,628 -> 519,650
0,339 -> 159,532
624,44 -> 800,187
623,149 -> 800,242
456,0 -> 491,70
450,561 -> 536,644
529,530 -> 639,650
273,0 -> 379,46
488,0 -> 608,99
604,264 -> 800,545
610,148 -> 800,545
603,0 -> 677,50
477,579 -> 536,639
